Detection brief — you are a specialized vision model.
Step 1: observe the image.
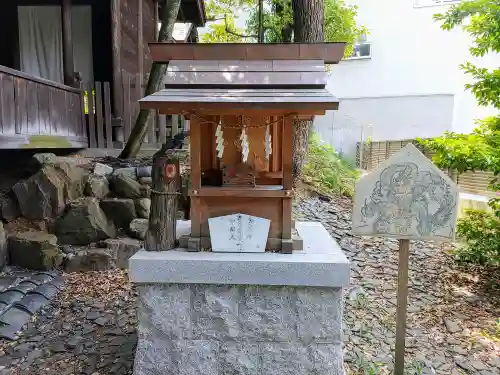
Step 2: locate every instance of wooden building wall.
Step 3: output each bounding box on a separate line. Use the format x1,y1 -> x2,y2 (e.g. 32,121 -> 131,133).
113,0 -> 156,119
119,0 -> 155,77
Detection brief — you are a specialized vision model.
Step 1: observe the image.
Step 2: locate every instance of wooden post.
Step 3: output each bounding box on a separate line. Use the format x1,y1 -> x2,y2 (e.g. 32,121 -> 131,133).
138,0 -> 144,80
154,0 -> 159,41
145,146 -> 181,251
172,114 -> 179,137
111,0 -> 122,118
394,239 -> 410,375
61,0 -> 75,87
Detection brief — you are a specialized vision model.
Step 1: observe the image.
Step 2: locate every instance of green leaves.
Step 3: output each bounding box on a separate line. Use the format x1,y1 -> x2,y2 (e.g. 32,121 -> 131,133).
418,116 -> 500,174
425,1 -> 500,267
201,16 -> 247,42
202,0 -> 365,58
456,209 -> 500,266
302,133 -> 359,197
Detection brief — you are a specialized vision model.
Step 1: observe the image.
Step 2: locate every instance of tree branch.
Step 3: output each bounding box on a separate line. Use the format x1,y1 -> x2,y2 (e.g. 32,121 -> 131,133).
224,15 -> 258,39
206,16 -> 226,21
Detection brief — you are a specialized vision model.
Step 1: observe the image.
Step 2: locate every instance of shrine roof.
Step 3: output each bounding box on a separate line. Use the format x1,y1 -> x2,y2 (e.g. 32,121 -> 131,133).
139,88 -> 339,113
163,60 -> 327,88
149,43 -> 346,64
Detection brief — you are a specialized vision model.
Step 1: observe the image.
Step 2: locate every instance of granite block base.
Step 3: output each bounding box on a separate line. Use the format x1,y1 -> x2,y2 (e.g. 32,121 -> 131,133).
130,222 -> 349,375
133,283 -> 345,375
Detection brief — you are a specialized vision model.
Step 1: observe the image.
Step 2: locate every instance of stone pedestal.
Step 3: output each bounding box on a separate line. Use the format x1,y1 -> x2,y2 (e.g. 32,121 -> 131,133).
129,221 -> 350,375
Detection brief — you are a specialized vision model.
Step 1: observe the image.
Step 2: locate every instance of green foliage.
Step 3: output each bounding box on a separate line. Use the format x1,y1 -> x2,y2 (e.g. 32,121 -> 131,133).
418,1 -> 500,266
246,0 -> 294,43
434,0 -> 500,109
350,354 -> 385,375
421,0 -> 500,181
202,0 -> 365,57
201,0 -> 254,42
455,209 -> 500,266
302,133 -> 359,197
323,0 -> 366,57
201,17 -> 247,42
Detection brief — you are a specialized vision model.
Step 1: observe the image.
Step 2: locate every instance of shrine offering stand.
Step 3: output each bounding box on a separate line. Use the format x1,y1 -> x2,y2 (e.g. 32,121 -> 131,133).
130,221 -> 350,375
129,43 -> 351,375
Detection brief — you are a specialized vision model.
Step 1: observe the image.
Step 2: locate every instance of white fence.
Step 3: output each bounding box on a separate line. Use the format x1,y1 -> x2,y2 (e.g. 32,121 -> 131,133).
313,112 -> 372,167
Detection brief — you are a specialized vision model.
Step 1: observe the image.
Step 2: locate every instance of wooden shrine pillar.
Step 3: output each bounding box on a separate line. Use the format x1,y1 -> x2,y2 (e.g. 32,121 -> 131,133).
111,0 -> 122,118
281,116 -> 294,253
61,0 -> 76,87
188,116 -> 202,250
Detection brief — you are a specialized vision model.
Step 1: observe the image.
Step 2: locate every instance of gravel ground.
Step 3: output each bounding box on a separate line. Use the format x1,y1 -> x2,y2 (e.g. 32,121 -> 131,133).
0,196 -> 498,375
295,197 -> 500,374
0,271 -> 136,375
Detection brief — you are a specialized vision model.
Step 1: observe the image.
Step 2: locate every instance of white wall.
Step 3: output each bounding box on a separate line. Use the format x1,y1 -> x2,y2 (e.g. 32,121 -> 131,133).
322,0 -> 500,140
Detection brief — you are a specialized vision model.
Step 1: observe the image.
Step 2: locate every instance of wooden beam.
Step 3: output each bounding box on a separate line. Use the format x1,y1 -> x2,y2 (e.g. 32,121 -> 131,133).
148,43 -> 347,64
61,0 -> 75,87
190,187 -> 294,198
154,108 -> 327,116
189,116 -> 202,240
139,100 -> 336,113
154,0 -> 159,41
138,0 -> 144,80
282,116 -> 293,190
111,0 -> 122,118
0,65 -> 81,93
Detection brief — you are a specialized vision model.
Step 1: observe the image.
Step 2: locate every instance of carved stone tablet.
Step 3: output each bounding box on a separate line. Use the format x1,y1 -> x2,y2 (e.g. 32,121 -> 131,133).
352,143 -> 459,240
209,213 -> 270,253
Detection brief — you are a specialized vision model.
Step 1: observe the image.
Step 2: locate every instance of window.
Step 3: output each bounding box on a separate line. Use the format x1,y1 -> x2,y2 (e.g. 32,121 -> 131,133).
344,34 -> 371,60
414,0 -> 462,7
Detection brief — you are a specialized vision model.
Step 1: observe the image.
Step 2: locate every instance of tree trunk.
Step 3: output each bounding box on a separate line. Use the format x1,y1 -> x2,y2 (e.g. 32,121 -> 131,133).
145,145 -> 181,251
258,0 -> 264,43
291,0 -> 324,186
274,0 -> 293,42
119,0 -> 182,159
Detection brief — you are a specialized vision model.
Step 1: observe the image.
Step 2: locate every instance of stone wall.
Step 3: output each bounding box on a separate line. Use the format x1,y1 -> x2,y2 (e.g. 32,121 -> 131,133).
0,152 -> 189,272
134,283 -> 345,375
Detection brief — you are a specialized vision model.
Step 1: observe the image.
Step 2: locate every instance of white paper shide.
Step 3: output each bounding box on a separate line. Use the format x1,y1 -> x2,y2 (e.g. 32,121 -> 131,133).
215,121 -> 224,159
208,213 -> 270,253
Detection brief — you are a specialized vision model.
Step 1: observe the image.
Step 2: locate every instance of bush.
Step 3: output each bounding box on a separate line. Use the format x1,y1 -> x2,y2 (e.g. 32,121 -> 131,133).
455,209 -> 500,266
302,133 -> 360,197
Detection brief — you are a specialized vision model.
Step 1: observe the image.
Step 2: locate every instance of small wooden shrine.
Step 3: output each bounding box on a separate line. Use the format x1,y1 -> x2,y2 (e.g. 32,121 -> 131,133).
140,43 -> 345,253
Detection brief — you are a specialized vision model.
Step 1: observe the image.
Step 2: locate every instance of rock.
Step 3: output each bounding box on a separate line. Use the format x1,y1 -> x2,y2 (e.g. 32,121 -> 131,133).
8,232 -> 62,270
64,249 -> 116,272
136,166 -> 152,178
101,237 -> 142,269
84,175 -> 110,199
128,219 -> 148,240
100,198 -> 137,229
488,358 -> 500,369
470,361 -> 488,371
86,310 -> 101,321
0,223 -> 6,270
138,177 -> 152,186
443,318 -> 462,334
135,198 -> 151,219
113,168 -> 137,180
13,162 -> 87,220
93,163 -> 113,177
0,192 -> 20,222
55,198 -> 116,245
111,174 -> 142,199
140,184 -> 151,198
31,153 -> 58,169
94,317 -> 109,327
